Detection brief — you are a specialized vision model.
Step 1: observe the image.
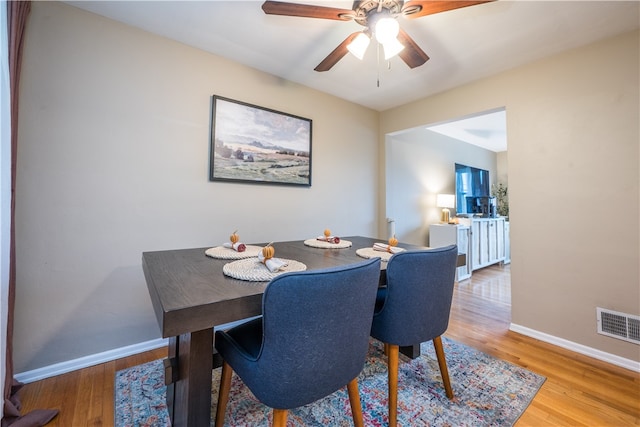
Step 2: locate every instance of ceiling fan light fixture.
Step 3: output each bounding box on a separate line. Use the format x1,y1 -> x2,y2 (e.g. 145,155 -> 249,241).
382,37 -> 405,60
374,16 -> 399,44
261,0 -> 491,72
347,32 -> 370,60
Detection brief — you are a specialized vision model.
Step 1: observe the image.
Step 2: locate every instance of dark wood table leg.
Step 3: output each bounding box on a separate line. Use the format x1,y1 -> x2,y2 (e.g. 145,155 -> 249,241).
166,337 -> 178,422
169,329 -> 213,427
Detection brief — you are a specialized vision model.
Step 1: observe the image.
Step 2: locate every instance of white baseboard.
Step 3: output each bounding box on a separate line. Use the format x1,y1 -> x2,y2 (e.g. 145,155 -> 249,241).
12,318 -> 260,384
509,323 -> 640,372
19,322 -> 637,384
14,338 -> 169,384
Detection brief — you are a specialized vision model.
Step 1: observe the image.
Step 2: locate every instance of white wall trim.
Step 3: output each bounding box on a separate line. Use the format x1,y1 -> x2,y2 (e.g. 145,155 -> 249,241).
15,322 -> 639,384
14,338 -> 168,384
13,317 -> 258,384
510,323 -> 640,373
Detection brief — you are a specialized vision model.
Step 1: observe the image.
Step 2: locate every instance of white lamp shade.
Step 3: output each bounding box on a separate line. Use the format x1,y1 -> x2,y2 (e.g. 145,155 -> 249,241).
347,32 -> 370,60
375,17 -> 399,44
436,194 -> 456,209
382,37 -> 405,60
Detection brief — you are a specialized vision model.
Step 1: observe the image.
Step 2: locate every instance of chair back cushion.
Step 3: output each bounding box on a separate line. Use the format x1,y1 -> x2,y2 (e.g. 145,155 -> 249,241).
232,258 -> 381,409
370,245 -> 458,346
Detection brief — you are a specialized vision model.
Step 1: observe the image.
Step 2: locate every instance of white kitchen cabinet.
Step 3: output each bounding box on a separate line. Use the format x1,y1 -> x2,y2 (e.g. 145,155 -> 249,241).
470,218 -> 506,270
491,218 -> 505,261
429,224 -> 471,281
504,221 -> 511,264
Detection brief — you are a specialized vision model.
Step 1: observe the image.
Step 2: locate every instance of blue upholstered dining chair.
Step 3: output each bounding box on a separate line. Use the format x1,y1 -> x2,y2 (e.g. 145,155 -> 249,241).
370,245 -> 458,427
214,258 -> 382,427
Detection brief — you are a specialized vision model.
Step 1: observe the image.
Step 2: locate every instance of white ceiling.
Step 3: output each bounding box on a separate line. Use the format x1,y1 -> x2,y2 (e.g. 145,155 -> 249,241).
65,0 -> 638,149
426,109 -> 507,152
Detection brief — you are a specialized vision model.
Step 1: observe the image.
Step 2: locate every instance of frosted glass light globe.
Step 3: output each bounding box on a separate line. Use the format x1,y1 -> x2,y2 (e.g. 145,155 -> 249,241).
375,17 -> 399,44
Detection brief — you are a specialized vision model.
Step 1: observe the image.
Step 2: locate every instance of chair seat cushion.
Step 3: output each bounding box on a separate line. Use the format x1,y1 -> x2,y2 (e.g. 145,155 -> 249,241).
216,317 -> 263,361
375,287 -> 387,313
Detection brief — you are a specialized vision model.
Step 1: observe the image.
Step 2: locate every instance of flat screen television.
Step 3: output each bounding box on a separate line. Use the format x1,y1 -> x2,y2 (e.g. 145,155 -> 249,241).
455,163 -> 490,215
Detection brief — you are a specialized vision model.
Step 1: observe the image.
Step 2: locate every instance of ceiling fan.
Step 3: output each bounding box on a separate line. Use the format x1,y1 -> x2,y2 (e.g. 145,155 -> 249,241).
262,1 -> 493,72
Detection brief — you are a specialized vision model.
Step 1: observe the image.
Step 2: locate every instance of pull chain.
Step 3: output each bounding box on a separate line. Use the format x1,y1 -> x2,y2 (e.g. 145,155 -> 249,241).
376,42 -> 380,88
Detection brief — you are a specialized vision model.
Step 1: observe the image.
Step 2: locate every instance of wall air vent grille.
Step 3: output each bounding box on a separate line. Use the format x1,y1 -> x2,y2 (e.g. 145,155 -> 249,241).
597,307 -> 640,345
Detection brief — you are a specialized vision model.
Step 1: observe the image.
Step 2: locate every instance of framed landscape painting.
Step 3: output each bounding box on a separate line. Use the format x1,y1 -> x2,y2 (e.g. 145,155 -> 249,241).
209,95 -> 312,186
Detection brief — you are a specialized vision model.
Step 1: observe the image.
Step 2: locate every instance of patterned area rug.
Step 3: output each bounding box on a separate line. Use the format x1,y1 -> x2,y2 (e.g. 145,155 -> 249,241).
115,337 -> 545,426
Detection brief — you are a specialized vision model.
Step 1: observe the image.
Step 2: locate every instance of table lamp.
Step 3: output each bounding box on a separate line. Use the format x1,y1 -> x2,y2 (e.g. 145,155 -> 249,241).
436,194 -> 455,224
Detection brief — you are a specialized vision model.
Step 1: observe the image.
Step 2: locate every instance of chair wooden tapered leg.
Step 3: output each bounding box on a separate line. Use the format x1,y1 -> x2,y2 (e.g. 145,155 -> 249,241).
387,344 -> 399,427
215,361 -> 233,427
433,336 -> 454,399
347,378 -> 364,427
272,409 -> 288,427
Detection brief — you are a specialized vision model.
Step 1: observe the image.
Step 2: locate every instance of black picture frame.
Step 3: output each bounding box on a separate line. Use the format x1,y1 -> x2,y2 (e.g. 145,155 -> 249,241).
209,95 -> 312,187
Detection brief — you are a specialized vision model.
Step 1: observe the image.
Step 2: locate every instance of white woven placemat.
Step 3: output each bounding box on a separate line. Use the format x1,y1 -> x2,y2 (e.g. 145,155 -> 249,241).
303,239 -> 352,249
205,245 -> 263,260
355,247 -> 405,262
223,258 -> 307,282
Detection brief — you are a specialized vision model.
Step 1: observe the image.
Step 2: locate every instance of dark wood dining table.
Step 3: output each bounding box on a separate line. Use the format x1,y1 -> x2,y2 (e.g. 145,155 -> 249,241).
142,235 -> 462,427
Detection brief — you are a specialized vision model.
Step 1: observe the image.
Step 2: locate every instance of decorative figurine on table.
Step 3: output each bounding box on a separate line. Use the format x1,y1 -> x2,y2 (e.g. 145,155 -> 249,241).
318,228 -> 340,244
258,243 -> 288,272
388,235 -> 398,253
224,230 -> 246,252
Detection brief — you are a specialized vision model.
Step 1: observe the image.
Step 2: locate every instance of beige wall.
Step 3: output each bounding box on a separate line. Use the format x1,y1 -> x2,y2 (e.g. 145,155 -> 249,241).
381,30 -> 639,362
496,151 -> 507,185
14,2 -> 379,373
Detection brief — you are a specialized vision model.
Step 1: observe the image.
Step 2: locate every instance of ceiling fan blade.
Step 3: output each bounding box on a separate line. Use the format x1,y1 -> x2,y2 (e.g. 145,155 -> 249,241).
397,28 -> 430,69
402,1 -> 494,19
262,1 -> 355,20
314,32 -> 360,72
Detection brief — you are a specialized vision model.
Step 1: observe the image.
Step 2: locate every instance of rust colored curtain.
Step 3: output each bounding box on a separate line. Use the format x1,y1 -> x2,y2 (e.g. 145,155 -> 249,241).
3,1 -> 57,426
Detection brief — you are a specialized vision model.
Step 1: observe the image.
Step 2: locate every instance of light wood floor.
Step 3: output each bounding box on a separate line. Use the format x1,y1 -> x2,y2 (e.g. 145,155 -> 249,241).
17,264 -> 640,426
